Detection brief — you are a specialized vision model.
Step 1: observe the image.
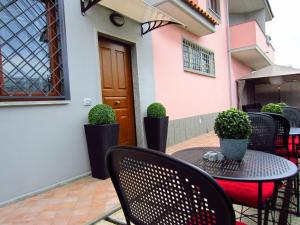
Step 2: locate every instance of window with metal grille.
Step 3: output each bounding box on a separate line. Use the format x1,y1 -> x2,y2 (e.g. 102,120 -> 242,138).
209,0 -> 220,17
183,39 -> 215,76
0,0 -> 68,101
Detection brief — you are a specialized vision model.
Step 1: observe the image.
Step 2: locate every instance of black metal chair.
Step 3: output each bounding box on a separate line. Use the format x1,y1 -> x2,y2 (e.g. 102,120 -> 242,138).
217,113 -> 279,224
247,113 -> 277,154
106,146 -> 248,225
282,106 -> 300,128
262,113 -> 290,156
242,103 -> 262,112
262,113 -> 300,216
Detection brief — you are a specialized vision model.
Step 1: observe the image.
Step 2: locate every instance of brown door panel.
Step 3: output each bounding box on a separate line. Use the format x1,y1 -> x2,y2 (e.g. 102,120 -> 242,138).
103,97 -> 128,109
99,37 -> 136,145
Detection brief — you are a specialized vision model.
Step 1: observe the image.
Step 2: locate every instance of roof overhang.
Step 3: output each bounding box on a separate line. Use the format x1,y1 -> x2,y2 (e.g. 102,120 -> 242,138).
231,45 -> 273,70
228,0 -> 274,21
151,0 -> 216,36
239,65 -> 300,83
80,0 -> 184,35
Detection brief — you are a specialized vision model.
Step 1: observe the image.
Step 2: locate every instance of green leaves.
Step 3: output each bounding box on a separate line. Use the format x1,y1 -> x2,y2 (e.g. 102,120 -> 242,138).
214,108 -> 251,139
261,103 -> 283,114
88,104 -> 116,125
147,102 -> 166,118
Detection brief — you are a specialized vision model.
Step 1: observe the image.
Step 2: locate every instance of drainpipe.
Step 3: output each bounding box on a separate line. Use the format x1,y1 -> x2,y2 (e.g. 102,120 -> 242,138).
225,0 -> 233,108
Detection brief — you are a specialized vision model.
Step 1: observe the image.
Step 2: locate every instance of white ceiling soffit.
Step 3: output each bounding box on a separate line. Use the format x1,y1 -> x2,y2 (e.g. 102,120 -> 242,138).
231,46 -> 273,70
153,0 -> 216,36
228,0 -> 273,21
98,0 -> 184,25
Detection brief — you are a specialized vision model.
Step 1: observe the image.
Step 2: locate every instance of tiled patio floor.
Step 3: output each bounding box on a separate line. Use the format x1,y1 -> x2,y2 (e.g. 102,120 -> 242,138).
0,132 -> 218,225
1,132 -> 299,225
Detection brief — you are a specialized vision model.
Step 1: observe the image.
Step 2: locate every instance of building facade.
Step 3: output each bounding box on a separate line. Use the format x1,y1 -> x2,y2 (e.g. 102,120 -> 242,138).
0,0 -> 274,205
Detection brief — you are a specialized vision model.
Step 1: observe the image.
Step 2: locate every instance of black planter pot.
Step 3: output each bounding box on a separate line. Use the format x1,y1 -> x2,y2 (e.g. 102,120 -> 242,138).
84,123 -> 119,179
144,117 -> 169,153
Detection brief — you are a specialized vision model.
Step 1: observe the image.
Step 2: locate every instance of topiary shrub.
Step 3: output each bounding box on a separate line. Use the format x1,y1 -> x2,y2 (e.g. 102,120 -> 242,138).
88,104 -> 116,125
261,103 -> 283,114
214,108 -> 251,139
147,102 -> 166,118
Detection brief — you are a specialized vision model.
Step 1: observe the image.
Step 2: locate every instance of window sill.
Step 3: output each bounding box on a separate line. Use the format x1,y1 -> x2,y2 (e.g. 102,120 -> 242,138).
0,100 -> 71,107
184,68 -> 216,78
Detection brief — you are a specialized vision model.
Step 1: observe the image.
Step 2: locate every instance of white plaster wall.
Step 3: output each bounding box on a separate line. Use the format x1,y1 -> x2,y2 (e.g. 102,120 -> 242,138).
0,0 -> 155,205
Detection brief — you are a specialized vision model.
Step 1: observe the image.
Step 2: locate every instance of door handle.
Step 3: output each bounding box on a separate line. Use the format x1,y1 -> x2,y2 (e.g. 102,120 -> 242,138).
115,100 -> 121,105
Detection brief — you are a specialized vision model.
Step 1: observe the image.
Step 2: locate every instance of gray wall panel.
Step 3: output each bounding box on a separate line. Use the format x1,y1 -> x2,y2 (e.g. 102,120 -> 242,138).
0,1 -> 155,205
167,112 -> 219,147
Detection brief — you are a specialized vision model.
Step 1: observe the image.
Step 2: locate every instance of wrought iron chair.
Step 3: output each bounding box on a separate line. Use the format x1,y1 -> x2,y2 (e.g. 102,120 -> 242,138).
264,112 -> 300,216
217,113 -> 278,223
247,113 -> 277,154
282,106 -> 300,128
242,103 -> 262,112
106,146 -> 248,225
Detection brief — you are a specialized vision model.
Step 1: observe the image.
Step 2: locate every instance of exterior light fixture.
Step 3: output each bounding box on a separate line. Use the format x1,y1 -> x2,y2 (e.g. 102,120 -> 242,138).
110,12 -> 125,27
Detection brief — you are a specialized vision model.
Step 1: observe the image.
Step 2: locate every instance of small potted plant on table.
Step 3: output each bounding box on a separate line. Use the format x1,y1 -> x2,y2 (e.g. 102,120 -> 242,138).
144,102 -> 168,153
261,103 -> 283,114
84,104 -> 119,179
214,108 -> 251,160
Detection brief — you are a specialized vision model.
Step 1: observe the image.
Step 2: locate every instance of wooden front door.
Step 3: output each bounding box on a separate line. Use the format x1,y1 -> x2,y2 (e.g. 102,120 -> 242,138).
99,37 -> 136,145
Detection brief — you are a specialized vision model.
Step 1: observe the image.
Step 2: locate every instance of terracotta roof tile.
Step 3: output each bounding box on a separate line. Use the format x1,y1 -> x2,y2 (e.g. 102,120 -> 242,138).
184,0 -> 219,25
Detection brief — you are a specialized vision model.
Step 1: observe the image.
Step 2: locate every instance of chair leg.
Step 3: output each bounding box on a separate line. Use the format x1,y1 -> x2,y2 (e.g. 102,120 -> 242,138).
104,217 -> 128,225
296,173 -> 300,216
263,201 -> 270,225
278,178 -> 294,225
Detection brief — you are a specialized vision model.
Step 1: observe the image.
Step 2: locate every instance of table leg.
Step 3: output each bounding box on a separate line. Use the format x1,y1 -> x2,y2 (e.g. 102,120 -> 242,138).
278,178 -> 293,225
258,182 -> 262,225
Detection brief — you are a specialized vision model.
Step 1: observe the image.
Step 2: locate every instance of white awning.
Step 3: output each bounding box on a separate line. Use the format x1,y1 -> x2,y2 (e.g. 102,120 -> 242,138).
239,65 -> 300,80
98,0 -> 184,34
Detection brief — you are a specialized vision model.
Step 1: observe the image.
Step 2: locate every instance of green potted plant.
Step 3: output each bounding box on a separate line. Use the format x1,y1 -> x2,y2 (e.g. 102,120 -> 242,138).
84,104 -> 119,179
214,108 -> 251,160
144,102 -> 168,153
261,103 -> 283,114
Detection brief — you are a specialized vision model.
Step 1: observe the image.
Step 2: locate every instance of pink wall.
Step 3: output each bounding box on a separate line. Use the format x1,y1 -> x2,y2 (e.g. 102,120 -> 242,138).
152,0 -> 231,120
230,20 -> 275,63
230,58 -> 252,107
230,21 -> 256,49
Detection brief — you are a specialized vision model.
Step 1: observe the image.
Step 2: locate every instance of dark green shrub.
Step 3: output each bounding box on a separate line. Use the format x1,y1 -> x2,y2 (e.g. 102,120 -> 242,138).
214,108 -> 251,139
147,102 -> 166,118
88,104 -> 116,125
261,103 -> 283,114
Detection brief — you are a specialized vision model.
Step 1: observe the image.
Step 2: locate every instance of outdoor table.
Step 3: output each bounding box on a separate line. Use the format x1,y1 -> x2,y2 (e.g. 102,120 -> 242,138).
172,147 -> 298,225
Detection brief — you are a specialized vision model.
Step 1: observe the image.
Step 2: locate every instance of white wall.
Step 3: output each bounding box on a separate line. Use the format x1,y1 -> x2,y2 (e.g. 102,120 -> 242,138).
0,0 -> 155,205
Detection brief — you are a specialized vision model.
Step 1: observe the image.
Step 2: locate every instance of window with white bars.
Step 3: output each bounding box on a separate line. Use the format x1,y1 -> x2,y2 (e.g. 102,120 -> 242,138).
183,39 -> 215,76
0,0 -> 68,101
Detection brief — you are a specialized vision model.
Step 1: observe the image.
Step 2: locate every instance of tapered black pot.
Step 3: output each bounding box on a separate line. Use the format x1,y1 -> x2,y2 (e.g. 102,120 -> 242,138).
144,117 -> 169,153
84,123 -> 119,179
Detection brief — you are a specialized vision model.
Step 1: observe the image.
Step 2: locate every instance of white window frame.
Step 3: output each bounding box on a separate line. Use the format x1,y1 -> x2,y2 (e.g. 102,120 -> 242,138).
182,39 -> 216,77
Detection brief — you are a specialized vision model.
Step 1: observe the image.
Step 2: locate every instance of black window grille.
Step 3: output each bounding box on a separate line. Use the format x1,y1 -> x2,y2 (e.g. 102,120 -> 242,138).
0,0 -> 67,101
183,39 -> 215,76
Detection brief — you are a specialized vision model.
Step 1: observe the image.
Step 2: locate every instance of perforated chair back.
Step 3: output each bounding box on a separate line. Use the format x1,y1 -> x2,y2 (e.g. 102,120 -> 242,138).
282,106 -> 300,127
247,113 -> 277,154
264,113 -> 290,150
242,103 -> 262,112
107,146 -> 236,225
